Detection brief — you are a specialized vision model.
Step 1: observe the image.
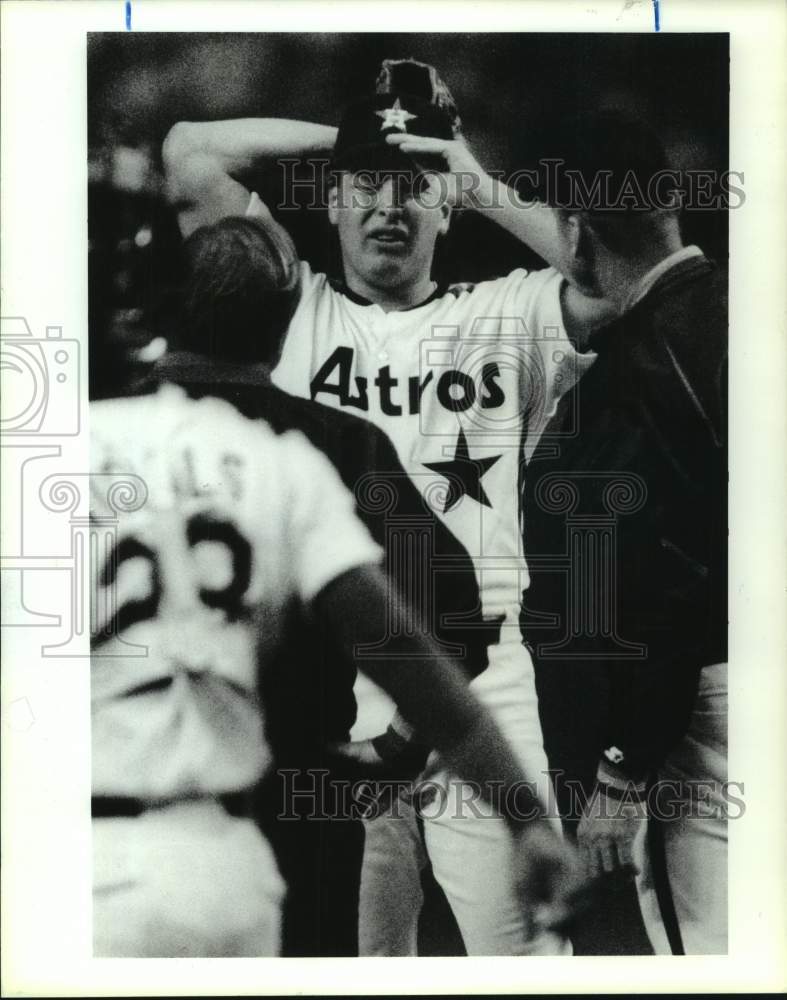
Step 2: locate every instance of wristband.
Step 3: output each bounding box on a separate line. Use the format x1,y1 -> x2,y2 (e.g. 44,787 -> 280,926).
597,782 -> 647,804
597,756 -> 648,803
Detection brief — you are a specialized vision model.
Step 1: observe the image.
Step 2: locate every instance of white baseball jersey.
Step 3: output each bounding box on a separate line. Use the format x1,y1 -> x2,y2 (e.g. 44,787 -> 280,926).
274,262 -> 592,630
90,386 -> 381,799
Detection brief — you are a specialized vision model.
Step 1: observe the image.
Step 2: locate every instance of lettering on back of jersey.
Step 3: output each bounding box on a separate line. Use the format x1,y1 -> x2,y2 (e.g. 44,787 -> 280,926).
92,513 -> 254,647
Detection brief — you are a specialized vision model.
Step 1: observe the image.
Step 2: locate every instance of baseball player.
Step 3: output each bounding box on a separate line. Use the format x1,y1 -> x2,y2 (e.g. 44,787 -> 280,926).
91,384 -> 588,956
145,208 -> 492,956
162,63 -> 610,955
90,387 -> 374,956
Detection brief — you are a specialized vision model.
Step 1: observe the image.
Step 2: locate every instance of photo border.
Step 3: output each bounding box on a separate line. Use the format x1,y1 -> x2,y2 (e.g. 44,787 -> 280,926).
2,1 -> 785,995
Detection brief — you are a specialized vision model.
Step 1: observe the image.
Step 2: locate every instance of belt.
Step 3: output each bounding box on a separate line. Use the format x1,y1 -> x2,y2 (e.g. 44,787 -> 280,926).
91,791 -> 253,820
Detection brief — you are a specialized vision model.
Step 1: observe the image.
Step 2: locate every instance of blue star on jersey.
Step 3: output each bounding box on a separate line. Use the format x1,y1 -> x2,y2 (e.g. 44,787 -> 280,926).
424,429 -> 502,513
376,98 -> 417,133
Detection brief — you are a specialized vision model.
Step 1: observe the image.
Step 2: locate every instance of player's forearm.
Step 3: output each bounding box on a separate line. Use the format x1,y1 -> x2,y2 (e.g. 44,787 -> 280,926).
369,652 -> 546,827
438,705 -> 547,828
468,176 -> 616,328
317,567 -> 545,828
163,118 -> 337,176
162,117 -> 335,236
469,174 -> 568,272
386,131 -> 566,272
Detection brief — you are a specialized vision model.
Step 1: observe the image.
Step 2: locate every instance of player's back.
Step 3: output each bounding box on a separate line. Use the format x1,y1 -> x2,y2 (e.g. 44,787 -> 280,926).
91,385 -> 333,799
90,385 -> 383,957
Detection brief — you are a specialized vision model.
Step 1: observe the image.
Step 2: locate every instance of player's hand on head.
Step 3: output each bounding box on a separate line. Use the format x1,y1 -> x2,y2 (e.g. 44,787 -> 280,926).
385,132 -> 487,209
576,785 -> 647,879
511,818 -> 593,938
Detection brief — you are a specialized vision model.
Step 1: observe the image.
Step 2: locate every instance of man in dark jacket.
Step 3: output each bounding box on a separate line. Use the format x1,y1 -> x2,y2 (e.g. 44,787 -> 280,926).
147,212 -> 495,956
521,110 -> 728,955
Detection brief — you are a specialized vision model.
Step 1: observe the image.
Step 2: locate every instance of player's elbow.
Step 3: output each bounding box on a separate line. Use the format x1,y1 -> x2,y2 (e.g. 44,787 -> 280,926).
162,125 -> 227,208
162,121 -> 200,173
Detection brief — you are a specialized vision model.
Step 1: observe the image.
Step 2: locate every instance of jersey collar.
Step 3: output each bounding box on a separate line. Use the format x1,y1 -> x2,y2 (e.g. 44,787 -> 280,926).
329,277 -> 448,311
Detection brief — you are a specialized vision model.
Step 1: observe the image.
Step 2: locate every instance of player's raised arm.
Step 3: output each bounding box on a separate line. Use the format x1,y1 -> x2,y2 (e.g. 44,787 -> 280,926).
162,118 -> 337,237
383,132 -> 564,265
385,131 -> 617,336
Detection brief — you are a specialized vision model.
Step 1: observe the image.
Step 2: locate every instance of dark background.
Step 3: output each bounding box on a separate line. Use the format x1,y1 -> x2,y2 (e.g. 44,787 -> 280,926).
88,32 -> 729,398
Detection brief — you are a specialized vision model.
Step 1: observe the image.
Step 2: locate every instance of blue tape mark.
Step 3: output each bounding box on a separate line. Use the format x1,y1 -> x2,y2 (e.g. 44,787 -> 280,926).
125,0 -> 132,30
653,0 -> 660,31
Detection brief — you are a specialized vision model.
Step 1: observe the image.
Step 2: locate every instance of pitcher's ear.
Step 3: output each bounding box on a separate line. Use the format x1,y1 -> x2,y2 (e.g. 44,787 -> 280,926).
327,183 -> 340,227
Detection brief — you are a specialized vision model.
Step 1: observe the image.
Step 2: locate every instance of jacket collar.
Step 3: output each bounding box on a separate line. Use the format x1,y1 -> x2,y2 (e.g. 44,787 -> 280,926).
621,245 -> 704,312
588,253 -> 714,353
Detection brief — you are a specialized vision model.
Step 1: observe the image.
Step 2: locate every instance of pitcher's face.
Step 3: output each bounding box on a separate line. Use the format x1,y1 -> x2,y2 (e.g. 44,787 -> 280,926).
329,170 -> 450,292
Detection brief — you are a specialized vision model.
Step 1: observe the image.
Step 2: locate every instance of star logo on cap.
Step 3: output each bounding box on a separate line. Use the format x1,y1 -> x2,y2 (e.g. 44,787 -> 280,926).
375,98 -> 417,133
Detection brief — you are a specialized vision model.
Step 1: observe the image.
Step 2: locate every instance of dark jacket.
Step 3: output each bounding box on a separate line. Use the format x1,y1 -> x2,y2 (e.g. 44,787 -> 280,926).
521,254 -> 727,788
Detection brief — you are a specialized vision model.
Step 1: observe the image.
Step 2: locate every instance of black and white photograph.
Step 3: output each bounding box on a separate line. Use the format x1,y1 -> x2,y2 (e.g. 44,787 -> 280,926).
2,1 -> 786,995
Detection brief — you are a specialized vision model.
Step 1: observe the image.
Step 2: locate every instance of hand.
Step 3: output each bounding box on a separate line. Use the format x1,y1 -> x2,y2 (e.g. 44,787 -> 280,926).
327,738 -> 386,769
577,785 -> 648,878
385,132 -> 490,209
511,819 -> 592,937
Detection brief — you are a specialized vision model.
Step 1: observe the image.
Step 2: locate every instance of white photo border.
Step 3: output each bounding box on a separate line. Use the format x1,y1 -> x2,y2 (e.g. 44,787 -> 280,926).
1,0 -> 785,995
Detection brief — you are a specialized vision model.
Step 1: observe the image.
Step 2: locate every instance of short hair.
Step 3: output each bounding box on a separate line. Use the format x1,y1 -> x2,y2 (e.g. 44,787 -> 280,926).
179,216 -> 300,365
582,206 -> 681,257
536,108 -> 674,208
536,108 -> 681,255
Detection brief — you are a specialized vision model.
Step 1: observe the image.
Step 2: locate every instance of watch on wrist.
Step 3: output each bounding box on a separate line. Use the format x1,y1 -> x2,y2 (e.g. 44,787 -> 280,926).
597,749 -> 647,802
